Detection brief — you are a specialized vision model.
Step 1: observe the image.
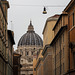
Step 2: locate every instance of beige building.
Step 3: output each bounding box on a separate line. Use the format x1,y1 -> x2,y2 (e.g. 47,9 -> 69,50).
16,21 -> 43,75
50,12 -> 68,75
33,15 -> 59,75
42,15 -> 59,75
42,15 -> 59,47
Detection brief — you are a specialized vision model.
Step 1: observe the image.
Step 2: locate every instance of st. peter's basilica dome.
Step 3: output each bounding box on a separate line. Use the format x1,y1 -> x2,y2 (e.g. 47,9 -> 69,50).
18,21 -> 43,47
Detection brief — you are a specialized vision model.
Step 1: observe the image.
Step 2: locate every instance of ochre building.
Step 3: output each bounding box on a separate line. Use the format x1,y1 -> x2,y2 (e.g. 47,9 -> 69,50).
42,15 -> 59,75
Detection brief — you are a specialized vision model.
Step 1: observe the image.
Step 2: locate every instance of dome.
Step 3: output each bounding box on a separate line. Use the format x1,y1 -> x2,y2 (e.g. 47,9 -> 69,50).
18,21 -> 43,47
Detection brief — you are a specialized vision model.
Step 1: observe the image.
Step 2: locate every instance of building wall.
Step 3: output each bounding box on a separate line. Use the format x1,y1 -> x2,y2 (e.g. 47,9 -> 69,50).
13,53 -> 21,75
50,13 -> 69,75
0,1 -> 9,75
35,49 -> 43,75
54,15 -> 68,36
43,47 -> 53,75
0,1 -> 15,75
37,60 -> 43,75
43,20 -> 57,47
67,2 -> 75,70
42,15 -> 59,75
52,29 -> 69,75
64,0 -> 75,74
7,30 -> 15,75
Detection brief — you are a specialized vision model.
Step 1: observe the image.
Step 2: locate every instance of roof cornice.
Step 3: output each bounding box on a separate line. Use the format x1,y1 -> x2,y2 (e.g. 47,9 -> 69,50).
64,0 -> 75,12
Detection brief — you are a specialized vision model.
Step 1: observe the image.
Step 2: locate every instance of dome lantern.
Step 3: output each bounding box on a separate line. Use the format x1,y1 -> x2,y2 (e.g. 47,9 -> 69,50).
28,20 -> 34,32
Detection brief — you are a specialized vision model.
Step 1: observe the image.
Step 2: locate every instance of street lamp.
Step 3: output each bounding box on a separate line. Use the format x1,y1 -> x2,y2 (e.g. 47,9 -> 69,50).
43,7 -> 47,14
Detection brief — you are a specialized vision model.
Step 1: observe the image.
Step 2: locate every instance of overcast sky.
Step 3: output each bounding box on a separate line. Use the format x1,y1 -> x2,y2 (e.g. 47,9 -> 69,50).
7,0 -> 71,50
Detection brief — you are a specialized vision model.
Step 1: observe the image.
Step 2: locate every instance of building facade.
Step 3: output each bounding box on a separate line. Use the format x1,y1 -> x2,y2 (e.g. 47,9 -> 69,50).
13,52 -> 22,75
50,0 -> 75,74
7,30 -> 15,75
42,44 -> 53,75
42,15 -> 59,75
16,21 -> 43,75
0,0 -> 15,75
0,1 -> 8,74
64,0 -> 75,74
50,13 -> 68,75
42,15 -> 59,47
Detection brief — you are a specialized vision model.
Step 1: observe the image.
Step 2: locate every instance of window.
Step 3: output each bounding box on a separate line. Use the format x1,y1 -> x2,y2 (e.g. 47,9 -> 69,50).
73,13 -> 74,26
26,51 -> 29,56
32,52 -> 33,55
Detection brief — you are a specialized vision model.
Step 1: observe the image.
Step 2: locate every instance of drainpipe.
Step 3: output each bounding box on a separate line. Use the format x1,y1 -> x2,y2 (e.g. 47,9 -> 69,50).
68,15 -> 70,75
60,37 -> 61,75
55,43 -> 56,75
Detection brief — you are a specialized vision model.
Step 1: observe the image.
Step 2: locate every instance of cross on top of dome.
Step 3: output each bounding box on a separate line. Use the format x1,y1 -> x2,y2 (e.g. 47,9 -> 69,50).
28,20 -> 34,32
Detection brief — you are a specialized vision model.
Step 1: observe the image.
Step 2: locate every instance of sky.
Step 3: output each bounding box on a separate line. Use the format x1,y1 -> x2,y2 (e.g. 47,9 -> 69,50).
7,0 -> 71,50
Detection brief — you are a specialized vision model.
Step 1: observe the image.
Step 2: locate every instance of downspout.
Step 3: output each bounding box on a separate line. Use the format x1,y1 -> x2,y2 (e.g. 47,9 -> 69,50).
55,43 -> 56,75
68,15 -> 70,75
60,37 -> 61,74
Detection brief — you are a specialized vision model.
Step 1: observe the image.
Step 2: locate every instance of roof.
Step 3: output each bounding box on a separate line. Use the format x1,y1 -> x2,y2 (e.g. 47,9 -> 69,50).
64,0 -> 75,12
50,25 -> 67,46
42,14 -> 60,34
18,21 -> 43,47
53,12 -> 68,30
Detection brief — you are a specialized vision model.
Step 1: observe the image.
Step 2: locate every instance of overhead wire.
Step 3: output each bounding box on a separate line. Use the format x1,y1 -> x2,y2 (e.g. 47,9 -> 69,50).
10,4 -> 65,7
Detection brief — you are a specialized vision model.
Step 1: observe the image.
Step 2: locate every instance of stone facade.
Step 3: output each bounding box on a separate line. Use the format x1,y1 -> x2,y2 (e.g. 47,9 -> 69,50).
7,30 -> 15,75
42,15 -> 59,47
13,52 -> 22,75
50,1 -> 75,73
16,45 -> 42,75
42,15 -> 59,75
42,45 -> 53,75
0,1 -> 15,75
50,13 -> 69,75
64,0 -> 75,74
